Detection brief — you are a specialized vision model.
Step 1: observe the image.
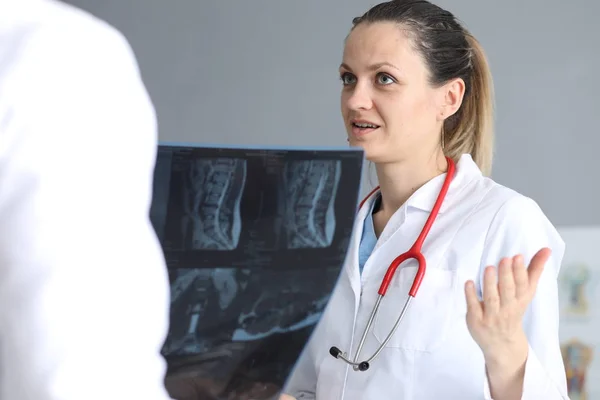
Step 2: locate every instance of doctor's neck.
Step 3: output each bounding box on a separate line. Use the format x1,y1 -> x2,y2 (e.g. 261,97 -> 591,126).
374,149 -> 448,217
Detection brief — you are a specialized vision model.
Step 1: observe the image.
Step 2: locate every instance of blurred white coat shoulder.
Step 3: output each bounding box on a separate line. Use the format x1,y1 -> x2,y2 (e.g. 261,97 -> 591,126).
0,1 -> 172,399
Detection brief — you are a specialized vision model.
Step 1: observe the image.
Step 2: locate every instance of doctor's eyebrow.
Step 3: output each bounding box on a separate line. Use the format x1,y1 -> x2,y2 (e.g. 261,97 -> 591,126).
339,62 -> 402,73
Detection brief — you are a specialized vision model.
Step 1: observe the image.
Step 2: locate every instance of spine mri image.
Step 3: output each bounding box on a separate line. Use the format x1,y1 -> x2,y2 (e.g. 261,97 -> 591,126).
182,158 -> 247,251
283,159 -> 341,249
164,159 -> 344,356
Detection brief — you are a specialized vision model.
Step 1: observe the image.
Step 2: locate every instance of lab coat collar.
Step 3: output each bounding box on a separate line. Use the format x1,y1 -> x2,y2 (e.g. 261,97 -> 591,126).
407,153 -> 482,214
360,153 -> 482,215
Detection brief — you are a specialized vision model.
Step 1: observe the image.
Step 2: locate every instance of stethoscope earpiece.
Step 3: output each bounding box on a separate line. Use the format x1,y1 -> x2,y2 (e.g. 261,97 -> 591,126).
329,346 -> 371,371
329,346 -> 342,358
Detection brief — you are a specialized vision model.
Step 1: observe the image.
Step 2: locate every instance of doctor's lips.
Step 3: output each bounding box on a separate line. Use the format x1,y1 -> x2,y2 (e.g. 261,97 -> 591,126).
351,119 -> 380,136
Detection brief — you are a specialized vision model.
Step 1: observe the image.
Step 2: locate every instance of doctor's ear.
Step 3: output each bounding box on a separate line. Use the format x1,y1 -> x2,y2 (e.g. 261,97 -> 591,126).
436,77 -> 466,121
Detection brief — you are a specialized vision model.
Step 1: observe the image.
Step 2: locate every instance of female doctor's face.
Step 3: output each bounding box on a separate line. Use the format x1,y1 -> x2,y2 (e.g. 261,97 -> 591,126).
340,22 -> 445,163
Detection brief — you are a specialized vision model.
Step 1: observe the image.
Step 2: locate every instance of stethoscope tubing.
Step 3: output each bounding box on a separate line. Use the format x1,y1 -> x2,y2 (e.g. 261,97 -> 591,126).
329,156 -> 456,372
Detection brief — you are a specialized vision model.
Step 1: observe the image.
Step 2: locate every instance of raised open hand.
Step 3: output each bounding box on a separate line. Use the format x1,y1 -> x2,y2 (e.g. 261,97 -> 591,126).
464,248 -> 551,359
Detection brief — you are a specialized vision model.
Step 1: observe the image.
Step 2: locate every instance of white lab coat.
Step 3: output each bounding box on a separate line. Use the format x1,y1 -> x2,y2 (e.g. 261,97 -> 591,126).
283,154 -> 569,399
0,1 -> 172,399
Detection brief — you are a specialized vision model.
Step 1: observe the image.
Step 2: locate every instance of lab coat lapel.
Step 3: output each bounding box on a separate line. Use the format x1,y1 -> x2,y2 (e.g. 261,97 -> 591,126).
343,192 -> 377,312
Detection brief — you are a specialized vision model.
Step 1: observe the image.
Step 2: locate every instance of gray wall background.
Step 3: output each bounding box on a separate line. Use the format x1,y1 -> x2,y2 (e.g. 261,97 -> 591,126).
64,0 -> 599,227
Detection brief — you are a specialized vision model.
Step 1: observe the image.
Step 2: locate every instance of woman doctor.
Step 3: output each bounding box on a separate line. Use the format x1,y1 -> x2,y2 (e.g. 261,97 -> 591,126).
282,1 -> 569,399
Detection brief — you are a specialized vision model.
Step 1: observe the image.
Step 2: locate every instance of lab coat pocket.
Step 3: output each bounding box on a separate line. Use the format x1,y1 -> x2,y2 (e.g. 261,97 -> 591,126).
372,266 -> 458,352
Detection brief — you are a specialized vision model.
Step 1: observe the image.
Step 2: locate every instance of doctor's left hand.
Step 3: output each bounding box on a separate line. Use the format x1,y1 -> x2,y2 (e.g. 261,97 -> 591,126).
464,247 -> 551,366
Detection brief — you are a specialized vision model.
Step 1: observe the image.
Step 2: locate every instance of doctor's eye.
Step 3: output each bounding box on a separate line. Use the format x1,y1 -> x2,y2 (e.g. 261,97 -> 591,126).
340,72 -> 356,85
376,73 -> 396,85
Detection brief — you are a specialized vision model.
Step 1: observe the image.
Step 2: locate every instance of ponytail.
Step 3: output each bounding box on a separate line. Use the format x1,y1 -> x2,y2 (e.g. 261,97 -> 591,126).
443,33 -> 495,176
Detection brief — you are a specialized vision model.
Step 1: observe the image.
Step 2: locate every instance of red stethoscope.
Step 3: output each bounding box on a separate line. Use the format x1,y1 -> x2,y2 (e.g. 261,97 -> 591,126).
329,156 -> 456,372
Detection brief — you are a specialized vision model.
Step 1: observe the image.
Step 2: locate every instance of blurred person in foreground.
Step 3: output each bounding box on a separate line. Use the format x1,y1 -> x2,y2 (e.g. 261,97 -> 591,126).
0,0 -> 173,399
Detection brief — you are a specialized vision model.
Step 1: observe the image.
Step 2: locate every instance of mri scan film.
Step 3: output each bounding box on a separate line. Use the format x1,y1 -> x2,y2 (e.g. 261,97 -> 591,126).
150,144 -> 364,400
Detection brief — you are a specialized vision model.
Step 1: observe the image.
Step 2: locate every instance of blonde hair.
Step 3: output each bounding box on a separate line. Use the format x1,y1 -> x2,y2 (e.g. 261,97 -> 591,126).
442,33 -> 495,176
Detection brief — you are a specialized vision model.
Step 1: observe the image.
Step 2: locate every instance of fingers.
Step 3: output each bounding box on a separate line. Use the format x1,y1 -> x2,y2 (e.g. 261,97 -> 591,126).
527,247 -> 551,293
498,256 -> 516,305
513,254 -> 529,299
498,248 -> 551,301
482,265 -> 500,314
464,280 -> 483,320
466,249 -> 551,326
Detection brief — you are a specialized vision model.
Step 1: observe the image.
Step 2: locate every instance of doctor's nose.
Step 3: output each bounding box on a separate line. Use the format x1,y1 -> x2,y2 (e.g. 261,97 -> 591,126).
345,85 -> 374,111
